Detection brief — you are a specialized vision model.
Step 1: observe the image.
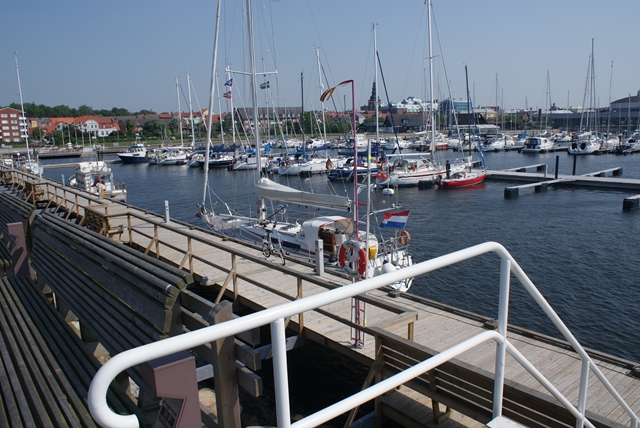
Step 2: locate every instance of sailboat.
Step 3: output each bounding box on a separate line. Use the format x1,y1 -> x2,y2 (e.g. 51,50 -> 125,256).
568,39 -> 602,156
375,2 -> 465,188
13,52 -> 42,176
439,66 -> 487,188
198,2 -> 412,292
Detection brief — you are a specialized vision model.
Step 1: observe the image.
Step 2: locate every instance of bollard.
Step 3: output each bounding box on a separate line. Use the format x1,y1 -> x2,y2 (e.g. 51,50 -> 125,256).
164,200 -> 170,223
315,239 -> 324,276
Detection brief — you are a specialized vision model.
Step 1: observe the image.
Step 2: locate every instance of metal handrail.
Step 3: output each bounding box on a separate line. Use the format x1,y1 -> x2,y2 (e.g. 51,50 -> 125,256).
88,241 -> 640,428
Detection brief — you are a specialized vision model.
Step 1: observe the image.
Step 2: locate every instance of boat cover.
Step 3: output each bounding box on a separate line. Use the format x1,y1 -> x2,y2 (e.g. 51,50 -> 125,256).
255,178 -> 351,211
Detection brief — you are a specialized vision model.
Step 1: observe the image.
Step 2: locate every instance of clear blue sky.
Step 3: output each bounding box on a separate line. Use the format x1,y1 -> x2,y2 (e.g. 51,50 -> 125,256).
2,0 -> 639,115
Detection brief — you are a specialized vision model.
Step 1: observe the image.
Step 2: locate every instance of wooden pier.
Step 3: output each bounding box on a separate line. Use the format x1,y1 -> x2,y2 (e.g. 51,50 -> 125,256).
1,166 -> 639,428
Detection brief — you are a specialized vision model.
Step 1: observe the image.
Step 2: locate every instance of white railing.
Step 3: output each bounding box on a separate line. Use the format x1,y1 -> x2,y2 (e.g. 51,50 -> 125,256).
88,242 -> 640,428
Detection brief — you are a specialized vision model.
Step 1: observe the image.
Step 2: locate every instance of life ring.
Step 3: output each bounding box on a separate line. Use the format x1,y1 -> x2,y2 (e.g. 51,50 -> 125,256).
398,230 -> 411,246
338,239 -> 367,278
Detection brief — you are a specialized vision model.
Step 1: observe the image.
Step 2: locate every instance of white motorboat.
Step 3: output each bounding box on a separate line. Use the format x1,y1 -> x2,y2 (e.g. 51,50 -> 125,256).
68,161 -> 126,201
521,137 -> 554,153
117,142 -> 148,164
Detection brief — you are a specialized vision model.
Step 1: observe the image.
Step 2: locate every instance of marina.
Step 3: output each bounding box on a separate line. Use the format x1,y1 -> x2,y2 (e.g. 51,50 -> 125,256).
0,145 -> 639,427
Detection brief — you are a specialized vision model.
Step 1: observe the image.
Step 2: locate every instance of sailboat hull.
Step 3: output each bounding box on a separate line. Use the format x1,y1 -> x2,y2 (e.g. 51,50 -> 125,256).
439,171 -> 486,188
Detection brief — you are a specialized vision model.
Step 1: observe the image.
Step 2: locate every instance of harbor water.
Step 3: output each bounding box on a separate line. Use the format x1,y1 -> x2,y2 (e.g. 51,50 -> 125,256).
43,150 -> 640,364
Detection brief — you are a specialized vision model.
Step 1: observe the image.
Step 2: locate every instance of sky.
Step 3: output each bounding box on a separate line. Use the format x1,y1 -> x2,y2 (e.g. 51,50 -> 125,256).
2,0 -> 639,116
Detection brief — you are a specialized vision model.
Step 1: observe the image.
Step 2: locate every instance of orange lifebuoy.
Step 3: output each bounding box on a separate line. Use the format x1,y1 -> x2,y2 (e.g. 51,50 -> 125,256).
398,230 -> 411,246
338,239 -> 367,278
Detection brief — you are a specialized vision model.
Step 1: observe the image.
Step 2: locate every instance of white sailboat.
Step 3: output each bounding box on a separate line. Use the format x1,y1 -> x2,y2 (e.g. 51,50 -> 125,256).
569,39 -> 602,156
13,52 -> 42,176
198,1 -> 412,292
375,3 -> 464,188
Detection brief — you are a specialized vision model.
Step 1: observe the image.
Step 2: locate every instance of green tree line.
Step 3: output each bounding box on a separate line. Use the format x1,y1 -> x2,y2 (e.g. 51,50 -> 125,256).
7,102 -> 156,118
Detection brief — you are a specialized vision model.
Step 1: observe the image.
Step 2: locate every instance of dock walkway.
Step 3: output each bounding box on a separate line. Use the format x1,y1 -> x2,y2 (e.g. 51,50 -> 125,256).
1,166 -> 639,427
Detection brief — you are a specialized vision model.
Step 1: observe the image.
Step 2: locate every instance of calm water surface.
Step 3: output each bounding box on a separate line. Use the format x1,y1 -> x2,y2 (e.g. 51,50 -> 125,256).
43,150 -> 640,362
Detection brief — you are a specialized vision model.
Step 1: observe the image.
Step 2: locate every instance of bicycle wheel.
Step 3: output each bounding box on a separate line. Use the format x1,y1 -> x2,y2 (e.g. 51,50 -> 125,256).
262,241 -> 272,258
278,248 -> 285,266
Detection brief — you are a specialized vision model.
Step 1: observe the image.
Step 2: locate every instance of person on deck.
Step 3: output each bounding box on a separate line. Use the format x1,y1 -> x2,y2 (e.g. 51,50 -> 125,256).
446,159 -> 451,179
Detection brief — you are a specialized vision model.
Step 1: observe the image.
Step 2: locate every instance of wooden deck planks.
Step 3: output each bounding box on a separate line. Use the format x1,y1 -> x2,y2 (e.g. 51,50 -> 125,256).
83,201 -> 640,426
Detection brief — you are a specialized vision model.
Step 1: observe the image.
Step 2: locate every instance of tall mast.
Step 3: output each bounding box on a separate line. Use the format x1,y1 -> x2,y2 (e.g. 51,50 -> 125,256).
201,0 -> 221,206
246,0 -> 261,172
14,52 -> 31,162
187,73 -> 196,147
367,23 -> 378,252
225,67 -> 236,146
176,76 -> 184,147
215,71 -> 225,146
316,48 -> 327,142
427,0 -> 435,158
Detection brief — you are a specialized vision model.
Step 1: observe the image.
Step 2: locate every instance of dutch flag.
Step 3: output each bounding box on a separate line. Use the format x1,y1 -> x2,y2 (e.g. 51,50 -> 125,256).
380,210 -> 410,229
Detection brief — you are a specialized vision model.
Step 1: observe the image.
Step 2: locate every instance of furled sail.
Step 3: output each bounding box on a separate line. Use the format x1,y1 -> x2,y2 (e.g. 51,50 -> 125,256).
255,178 -> 351,211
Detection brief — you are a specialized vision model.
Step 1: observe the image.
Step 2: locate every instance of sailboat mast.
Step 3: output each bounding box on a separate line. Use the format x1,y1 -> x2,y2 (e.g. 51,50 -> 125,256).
316,48 -> 327,142
226,68 -> 236,146
465,65 -> 472,159
201,0 -> 221,207
367,23 -> 378,251
176,76 -> 184,147
187,73 -> 196,147
246,0 -> 261,172
215,71 -> 225,146
301,72 -> 304,144
427,0 -> 435,158
14,52 -> 31,162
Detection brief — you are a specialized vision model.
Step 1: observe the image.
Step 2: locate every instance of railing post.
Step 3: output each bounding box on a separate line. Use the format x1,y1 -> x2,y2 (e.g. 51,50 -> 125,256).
271,317 -> 291,428
493,258 -> 511,418
575,358 -> 589,428
128,212 -> 133,243
297,277 -> 305,342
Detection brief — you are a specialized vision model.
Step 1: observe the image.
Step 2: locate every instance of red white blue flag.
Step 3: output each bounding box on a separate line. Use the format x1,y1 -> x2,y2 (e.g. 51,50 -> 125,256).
380,210 -> 410,229
223,91 -> 232,99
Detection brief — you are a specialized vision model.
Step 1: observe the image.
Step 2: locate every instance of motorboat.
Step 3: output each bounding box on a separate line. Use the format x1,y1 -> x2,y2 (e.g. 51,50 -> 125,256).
520,137 -> 554,154
68,161 -> 126,201
117,143 -> 148,164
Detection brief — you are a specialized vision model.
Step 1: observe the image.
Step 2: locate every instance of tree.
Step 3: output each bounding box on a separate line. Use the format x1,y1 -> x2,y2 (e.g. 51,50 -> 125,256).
137,109 -> 156,115
31,128 -> 44,141
142,119 -> 166,137
125,119 -> 135,135
167,118 -> 181,136
78,105 -> 93,116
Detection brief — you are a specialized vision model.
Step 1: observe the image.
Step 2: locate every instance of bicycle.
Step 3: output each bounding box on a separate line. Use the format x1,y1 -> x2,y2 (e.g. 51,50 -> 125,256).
262,225 -> 285,266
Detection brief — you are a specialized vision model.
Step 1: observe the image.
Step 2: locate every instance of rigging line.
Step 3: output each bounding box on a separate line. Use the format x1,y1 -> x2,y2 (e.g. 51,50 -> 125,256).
431,8 -> 460,135
305,0 -> 336,90
400,1 -> 428,100
376,51 -> 402,155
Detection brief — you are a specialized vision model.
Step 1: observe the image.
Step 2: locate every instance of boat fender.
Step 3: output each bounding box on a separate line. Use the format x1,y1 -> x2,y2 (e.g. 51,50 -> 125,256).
338,239 -> 367,278
398,230 -> 411,246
